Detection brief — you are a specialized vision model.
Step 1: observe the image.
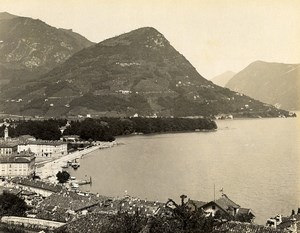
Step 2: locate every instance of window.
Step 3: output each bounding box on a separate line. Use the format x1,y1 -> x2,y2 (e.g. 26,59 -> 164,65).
212,205 -> 216,210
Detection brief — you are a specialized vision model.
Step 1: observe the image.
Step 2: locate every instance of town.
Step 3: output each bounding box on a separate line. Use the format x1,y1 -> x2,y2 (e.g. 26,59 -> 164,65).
0,119 -> 299,233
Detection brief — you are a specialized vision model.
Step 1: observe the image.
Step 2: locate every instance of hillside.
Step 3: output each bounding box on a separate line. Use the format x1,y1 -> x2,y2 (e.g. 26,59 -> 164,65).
211,71 -> 236,87
0,12 -> 94,88
226,61 -> 300,110
1,27 -> 291,118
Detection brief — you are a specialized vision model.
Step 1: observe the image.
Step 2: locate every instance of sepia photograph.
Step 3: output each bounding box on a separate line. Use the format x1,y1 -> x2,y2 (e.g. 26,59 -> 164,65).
0,0 -> 299,232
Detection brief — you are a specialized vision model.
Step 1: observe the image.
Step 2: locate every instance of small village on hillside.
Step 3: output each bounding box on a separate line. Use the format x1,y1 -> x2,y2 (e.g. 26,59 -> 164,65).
0,120 -> 298,233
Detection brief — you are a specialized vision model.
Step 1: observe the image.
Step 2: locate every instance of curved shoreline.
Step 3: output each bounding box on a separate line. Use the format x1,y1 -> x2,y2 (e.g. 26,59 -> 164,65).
36,141 -> 118,179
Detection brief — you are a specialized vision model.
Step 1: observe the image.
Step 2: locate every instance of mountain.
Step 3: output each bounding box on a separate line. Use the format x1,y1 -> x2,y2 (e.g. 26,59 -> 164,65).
211,71 -> 236,87
1,27 -> 291,118
0,12 -> 94,88
226,61 -> 300,110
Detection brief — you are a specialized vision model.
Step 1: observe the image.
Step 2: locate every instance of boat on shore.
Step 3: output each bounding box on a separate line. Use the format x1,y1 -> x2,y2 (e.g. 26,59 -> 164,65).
71,162 -> 80,169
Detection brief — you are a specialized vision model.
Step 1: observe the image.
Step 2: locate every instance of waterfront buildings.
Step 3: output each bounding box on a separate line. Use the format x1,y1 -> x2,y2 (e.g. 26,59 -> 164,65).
18,140 -> 68,158
1,127 -> 68,158
0,152 -> 35,177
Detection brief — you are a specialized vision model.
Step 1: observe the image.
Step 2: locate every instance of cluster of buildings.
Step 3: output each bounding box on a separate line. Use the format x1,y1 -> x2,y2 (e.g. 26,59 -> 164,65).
186,193 -> 255,222
266,213 -> 299,232
0,126 -> 67,177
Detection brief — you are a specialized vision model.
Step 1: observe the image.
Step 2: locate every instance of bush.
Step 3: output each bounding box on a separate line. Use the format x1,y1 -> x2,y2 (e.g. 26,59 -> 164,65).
56,171 -> 70,183
0,192 -> 28,217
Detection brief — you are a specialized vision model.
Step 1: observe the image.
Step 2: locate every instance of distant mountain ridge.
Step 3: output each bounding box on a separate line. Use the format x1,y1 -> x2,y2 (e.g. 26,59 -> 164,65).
226,61 -> 300,110
211,71 -> 236,87
0,12 -> 94,88
1,26 -> 291,118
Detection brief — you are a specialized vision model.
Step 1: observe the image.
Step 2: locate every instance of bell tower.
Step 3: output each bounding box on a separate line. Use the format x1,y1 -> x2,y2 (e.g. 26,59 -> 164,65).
4,126 -> 8,141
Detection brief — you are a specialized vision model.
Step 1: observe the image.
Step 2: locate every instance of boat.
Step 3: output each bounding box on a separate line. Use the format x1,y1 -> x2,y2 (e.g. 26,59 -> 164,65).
71,159 -> 80,169
71,162 -> 80,169
71,182 -> 79,189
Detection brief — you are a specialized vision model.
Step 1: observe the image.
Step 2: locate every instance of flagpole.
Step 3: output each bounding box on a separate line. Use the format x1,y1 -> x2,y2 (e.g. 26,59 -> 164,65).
214,184 -> 215,202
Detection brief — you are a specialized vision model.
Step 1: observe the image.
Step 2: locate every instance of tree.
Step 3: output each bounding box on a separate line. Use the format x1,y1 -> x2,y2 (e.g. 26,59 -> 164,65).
56,171 -> 70,183
0,192 -> 28,217
165,195 -> 214,232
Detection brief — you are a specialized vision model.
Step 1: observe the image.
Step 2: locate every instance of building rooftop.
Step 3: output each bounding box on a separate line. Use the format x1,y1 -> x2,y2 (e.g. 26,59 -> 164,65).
19,140 -> 67,146
215,194 -> 240,211
0,152 -> 35,163
188,199 -> 207,209
0,142 -> 18,148
237,207 -> 254,216
10,177 -> 64,193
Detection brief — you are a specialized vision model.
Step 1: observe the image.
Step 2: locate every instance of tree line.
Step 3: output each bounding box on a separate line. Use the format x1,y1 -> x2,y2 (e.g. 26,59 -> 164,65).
0,117 -> 217,141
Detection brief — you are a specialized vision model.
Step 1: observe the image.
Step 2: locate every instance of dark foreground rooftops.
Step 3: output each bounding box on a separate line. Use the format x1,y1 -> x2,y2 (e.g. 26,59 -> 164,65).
10,177 -> 63,193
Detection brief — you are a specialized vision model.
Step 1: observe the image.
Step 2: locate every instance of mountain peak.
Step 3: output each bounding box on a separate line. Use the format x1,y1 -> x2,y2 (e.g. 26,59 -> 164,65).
99,27 -> 169,49
226,61 -> 300,110
0,12 -> 18,20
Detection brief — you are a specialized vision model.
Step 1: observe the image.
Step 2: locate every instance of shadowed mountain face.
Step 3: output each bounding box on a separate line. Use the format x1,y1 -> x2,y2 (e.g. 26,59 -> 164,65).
0,12 -> 94,87
1,27 -> 290,118
211,71 -> 236,87
226,61 -> 300,111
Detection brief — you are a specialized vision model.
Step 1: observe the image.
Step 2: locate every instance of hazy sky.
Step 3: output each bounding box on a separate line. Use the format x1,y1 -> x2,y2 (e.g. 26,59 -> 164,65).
0,0 -> 299,79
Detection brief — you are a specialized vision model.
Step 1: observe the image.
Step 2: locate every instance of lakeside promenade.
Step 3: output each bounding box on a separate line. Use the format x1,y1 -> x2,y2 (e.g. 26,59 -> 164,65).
36,141 -> 118,179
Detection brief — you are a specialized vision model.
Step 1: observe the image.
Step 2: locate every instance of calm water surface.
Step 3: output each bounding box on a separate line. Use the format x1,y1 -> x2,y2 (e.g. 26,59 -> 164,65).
70,117 -> 300,224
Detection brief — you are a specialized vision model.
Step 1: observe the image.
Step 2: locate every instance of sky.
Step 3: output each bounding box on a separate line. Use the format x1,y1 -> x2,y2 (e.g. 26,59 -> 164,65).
0,0 -> 299,79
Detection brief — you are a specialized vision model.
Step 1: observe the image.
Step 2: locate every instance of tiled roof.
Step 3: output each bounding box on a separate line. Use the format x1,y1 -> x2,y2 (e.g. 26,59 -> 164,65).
0,153 -> 35,163
11,177 -> 63,193
188,199 -> 207,208
20,140 -> 67,146
37,192 -> 101,212
0,142 -> 18,148
215,194 -> 240,210
237,207 -> 254,216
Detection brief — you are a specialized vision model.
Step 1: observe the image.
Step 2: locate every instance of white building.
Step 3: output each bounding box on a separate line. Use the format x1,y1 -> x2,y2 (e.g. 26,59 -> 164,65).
0,152 -> 35,177
18,140 -> 68,158
0,142 -> 18,156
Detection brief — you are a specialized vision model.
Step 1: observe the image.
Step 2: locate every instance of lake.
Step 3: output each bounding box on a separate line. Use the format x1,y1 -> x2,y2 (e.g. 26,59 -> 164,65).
69,116 -> 300,224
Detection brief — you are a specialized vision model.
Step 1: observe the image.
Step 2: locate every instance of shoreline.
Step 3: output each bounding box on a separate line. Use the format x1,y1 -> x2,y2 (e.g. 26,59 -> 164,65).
36,141 -> 118,179
116,128 -> 218,139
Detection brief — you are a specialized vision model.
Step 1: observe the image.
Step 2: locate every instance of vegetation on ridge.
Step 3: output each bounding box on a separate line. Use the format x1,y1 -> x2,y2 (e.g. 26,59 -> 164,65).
1,117 -> 217,141
0,26 -> 291,118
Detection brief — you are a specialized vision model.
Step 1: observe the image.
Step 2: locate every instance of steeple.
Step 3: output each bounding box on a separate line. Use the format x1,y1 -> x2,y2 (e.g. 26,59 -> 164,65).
4,126 -> 8,141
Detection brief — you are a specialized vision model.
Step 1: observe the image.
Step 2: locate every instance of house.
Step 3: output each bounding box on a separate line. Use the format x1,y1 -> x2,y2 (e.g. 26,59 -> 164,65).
10,177 -> 64,197
18,140 -> 68,158
188,194 -> 255,221
0,142 -> 18,156
267,212 -> 299,233
0,152 -> 35,177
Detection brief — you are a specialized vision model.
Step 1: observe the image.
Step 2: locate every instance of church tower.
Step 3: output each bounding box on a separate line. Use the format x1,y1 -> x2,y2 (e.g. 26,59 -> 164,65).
4,126 -> 8,141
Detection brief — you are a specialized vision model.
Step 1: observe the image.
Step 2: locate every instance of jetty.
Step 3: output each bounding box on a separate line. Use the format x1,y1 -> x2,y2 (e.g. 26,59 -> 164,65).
77,176 -> 92,185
